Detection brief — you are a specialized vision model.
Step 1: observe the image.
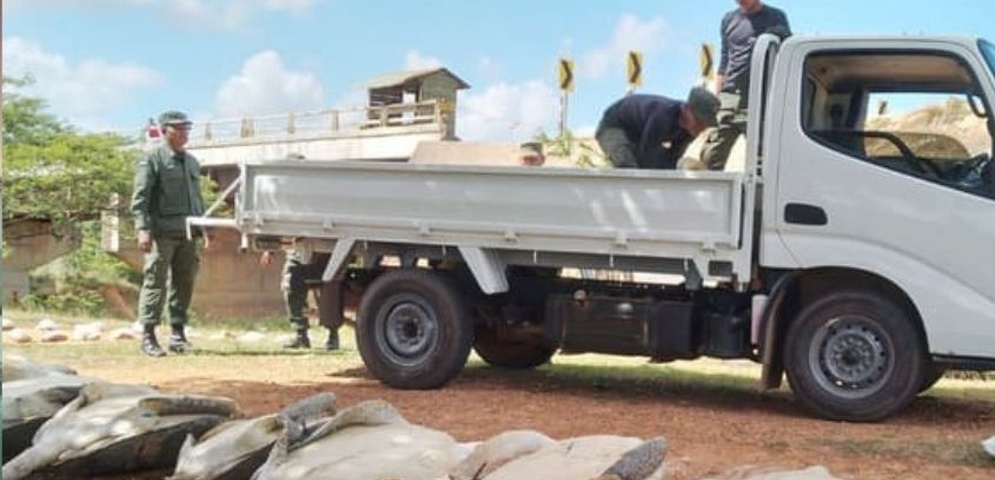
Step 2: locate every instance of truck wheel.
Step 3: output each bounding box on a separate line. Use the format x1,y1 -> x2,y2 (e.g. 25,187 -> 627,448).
784,290 -> 925,422
356,269 -> 473,389
473,328 -> 555,369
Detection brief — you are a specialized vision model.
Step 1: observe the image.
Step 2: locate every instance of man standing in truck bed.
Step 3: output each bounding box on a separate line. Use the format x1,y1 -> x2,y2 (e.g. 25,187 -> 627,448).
701,0 -> 791,170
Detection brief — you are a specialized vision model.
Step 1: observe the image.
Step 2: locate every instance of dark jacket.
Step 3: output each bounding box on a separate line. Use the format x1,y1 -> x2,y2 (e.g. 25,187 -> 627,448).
597,94 -> 692,169
131,144 -> 205,236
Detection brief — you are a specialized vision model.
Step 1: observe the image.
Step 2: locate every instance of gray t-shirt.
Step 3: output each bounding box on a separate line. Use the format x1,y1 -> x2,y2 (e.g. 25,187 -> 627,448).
719,4 -> 791,93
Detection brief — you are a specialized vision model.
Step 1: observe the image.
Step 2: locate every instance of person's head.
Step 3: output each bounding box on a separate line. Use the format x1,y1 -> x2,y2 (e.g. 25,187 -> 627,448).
679,87 -> 719,136
518,142 -> 545,166
158,110 -> 192,151
735,0 -> 763,14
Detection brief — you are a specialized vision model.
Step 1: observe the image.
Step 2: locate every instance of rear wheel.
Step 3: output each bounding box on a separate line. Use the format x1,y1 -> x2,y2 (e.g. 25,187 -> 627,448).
356,269 -> 473,389
784,290 -> 925,422
473,326 -> 555,369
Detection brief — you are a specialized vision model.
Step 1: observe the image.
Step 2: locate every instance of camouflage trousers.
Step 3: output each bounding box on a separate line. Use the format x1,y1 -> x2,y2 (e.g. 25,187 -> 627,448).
137,236 -> 200,326
701,91 -> 749,171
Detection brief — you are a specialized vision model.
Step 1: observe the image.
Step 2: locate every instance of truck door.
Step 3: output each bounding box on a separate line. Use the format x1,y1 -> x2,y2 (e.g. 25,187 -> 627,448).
769,39 -> 995,358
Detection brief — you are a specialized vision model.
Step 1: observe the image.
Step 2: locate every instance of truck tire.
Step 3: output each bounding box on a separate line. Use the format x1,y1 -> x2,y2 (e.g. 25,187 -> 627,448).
784,290 -> 925,422
473,328 -> 555,369
356,269 -> 473,389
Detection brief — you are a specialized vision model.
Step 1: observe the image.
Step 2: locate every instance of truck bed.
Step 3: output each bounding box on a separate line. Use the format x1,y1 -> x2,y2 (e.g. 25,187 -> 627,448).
227,160 -> 752,283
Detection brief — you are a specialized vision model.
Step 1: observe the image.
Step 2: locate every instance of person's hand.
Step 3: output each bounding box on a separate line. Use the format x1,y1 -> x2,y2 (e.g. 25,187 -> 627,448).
259,250 -> 274,266
137,229 -> 152,253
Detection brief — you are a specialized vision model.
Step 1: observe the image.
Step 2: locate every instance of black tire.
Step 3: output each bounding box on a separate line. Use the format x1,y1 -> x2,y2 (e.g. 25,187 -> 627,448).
919,363 -> 946,393
784,290 -> 925,422
473,327 -> 555,369
356,269 -> 473,389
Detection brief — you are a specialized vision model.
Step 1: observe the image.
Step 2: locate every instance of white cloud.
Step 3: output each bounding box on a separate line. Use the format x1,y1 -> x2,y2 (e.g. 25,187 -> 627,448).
259,0 -> 317,14
582,14 -> 669,79
214,50 -> 325,118
5,0 -> 153,7
2,36 -> 163,125
457,81 -> 559,142
7,0 -> 321,29
404,50 -> 443,71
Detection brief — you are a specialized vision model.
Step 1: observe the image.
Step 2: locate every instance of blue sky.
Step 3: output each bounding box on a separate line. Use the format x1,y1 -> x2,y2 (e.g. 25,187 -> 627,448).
3,0 -> 993,142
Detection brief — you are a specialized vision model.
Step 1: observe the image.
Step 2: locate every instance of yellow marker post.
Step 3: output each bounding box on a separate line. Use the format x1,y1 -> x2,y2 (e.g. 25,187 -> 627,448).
627,51 -> 643,90
558,58 -> 575,92
700,43 -> 715,80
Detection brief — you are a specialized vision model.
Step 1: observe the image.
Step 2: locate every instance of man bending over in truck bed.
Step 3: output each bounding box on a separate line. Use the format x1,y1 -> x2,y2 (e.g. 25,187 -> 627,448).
596,87 -> 719,169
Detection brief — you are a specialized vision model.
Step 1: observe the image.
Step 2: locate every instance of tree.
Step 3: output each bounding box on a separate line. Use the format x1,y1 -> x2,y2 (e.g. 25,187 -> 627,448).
3,76 -> 138,226
2,76 -> 68,147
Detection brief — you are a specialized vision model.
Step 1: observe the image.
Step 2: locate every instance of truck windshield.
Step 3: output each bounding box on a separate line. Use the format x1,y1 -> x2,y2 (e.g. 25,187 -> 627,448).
982,40 -> 995,79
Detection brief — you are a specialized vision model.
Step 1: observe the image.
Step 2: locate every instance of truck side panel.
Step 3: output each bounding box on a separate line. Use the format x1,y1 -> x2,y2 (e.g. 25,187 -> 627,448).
240,161 -> 751,283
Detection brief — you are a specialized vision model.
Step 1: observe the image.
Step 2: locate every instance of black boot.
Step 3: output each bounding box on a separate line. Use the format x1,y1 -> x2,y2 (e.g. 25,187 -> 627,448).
141,325 -> 166,358
168,324 -> 195,353
283,330 -> 311,349
324,329 -> 340,351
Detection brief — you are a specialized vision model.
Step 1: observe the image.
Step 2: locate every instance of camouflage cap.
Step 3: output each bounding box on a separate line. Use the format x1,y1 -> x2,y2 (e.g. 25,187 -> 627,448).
158,110 -> 192,127
687,86 -> 719,128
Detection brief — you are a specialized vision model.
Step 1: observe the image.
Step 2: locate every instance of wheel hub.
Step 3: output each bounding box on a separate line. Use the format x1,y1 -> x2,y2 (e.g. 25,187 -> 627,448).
383,302 -> 436,359
814,317 -> 891,396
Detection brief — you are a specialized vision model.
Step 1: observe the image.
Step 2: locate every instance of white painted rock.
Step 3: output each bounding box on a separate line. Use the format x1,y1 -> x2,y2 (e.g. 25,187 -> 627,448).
72,323 -> 102,342
110,328 -> 137,341
983,435 -> 994,458
40,331 -> 69,343
36,318 -> 59,332
238,332 -> 266,343
6,329 -> 33,343
3,317 -> 16,331
72,324 -> 103,342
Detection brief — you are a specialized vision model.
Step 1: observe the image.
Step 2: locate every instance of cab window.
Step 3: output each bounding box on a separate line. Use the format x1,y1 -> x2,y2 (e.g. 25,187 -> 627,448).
801,50 -> 994,198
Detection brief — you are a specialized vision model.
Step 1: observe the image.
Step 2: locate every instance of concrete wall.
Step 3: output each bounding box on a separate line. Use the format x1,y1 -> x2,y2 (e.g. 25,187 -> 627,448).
3,220 -> 81,304
189,127 -> 444,167
105,228 -> 286,321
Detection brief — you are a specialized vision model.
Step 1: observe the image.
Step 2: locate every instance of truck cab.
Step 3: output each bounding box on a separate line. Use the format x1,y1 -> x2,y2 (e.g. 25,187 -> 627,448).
753,34 -> 995,419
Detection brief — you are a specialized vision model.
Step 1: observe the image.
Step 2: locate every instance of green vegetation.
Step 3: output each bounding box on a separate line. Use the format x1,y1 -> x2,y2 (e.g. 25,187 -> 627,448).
3,77 -> 138,227
2,77 -> 221,317
535,129 -> 608,168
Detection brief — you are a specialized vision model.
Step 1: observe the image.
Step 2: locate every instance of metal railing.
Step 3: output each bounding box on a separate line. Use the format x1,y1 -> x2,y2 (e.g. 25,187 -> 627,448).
188,99 -> 447,144
119,99 -> 449,146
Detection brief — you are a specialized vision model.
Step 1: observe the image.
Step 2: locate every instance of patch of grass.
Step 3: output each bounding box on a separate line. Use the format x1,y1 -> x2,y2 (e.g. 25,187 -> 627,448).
810,438 -> 993,468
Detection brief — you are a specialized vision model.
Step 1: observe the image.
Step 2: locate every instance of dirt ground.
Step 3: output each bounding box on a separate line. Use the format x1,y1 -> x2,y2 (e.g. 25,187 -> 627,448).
45,339 -> 993,480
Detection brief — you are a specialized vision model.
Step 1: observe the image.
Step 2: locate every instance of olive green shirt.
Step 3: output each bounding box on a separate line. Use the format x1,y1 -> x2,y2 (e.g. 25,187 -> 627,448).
131,144 -> 205,236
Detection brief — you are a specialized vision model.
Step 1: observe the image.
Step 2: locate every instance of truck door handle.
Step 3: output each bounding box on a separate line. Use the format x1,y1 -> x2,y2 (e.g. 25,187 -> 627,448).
784,203 -> 828,226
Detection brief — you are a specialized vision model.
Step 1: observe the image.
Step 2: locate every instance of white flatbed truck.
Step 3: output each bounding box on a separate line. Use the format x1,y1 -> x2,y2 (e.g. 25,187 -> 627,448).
193,34 -> 995,421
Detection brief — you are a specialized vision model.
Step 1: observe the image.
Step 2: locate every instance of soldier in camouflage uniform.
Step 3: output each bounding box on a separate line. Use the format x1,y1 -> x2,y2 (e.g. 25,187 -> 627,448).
260,249 -> 340,350
130,110 -> 206,357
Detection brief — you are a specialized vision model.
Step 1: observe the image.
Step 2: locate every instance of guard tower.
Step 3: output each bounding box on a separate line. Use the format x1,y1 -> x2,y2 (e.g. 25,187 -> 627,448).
364,68 -> 470,140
